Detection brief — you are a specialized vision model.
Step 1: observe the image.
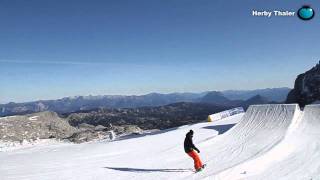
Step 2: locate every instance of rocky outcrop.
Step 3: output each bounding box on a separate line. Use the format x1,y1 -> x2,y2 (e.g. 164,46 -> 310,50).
68,130 -> 112,143
0,110 -> 147,144
67,102 -> 229,130
286,61 -> 320,107
0,111 -> 76,142
112,125 -> 142,135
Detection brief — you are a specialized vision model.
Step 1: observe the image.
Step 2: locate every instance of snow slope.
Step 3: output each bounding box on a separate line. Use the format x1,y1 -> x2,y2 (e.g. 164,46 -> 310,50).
190,104 -> 300,179
217,105 -> 320,180
0,114 -> 242,180
0,104 -> 320,179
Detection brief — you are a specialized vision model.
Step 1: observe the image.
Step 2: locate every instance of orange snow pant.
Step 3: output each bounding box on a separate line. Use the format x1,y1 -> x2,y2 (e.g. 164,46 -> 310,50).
187,150 -> 203,170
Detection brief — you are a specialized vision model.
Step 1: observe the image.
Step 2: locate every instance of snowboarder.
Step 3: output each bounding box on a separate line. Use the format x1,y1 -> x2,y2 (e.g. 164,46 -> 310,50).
184,130 -> 205,172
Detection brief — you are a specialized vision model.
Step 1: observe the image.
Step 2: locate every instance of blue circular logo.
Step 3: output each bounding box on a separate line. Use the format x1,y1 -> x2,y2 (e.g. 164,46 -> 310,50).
297,6 -> 315,20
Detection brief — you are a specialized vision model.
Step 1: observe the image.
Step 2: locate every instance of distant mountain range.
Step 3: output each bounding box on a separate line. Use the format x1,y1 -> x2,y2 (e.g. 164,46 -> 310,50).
198,92 -> 273,108
222,87 -> 291,101
0,87 -> 291,117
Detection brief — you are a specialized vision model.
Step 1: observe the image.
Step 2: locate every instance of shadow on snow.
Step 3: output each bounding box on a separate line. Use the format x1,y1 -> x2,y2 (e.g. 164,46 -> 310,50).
114,126 -> 180,141
202,124 -> 235,134
104,167 -> 191,173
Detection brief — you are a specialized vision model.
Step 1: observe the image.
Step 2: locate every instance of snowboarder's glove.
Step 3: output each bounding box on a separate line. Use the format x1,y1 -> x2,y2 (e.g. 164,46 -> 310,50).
196,149 -> 200,153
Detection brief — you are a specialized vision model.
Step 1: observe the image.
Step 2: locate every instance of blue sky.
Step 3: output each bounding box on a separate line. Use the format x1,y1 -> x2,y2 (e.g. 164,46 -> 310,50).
0,0 -> 319,103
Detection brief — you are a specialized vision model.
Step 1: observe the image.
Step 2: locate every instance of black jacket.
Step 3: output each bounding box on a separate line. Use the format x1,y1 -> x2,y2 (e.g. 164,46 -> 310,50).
184,132 -> 199,153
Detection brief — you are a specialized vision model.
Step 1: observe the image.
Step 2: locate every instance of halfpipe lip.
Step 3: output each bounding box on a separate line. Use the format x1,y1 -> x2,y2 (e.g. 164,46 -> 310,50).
249,104 -> 299,107
305,104 -> 320,107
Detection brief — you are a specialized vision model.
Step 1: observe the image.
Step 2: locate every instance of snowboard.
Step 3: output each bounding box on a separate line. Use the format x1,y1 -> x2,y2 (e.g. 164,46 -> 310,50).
195,164 -> 206,173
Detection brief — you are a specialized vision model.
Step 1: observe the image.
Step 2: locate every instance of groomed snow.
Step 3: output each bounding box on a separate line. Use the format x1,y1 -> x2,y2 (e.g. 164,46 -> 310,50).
186,104 -> 301,179
217,105 -> 320,180
1,104 -> 320,179
0,139 -> 70,152
0,113 -> 241,180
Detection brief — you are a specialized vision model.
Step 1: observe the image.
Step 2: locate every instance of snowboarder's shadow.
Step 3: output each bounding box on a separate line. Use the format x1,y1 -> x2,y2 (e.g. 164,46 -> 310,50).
203,124 -> 235,134
104,167 -> 192,173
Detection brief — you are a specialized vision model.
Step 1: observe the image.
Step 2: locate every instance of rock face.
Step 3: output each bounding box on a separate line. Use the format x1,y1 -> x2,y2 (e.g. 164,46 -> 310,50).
0,111 -> 76,142
286,61 -> 320,107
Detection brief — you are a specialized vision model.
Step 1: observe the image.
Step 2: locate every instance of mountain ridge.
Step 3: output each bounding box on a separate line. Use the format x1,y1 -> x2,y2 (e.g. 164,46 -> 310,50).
0,88 -> 290,117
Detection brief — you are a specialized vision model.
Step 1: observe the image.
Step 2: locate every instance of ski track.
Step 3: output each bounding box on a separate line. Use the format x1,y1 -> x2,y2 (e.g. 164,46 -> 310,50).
1,104 -> 320,179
